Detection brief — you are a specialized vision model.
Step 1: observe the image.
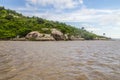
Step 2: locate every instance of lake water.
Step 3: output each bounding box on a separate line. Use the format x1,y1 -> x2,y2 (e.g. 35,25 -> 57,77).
0,41 -> 120,80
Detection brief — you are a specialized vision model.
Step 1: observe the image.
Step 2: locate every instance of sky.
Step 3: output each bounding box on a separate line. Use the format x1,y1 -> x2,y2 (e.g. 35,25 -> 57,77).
0,0 -> 120,38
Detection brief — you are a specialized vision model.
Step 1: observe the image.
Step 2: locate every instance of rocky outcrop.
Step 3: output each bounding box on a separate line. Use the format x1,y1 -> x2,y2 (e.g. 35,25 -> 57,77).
25,31 -> 54,41
51,29 -> 65,40
26,29 -> 65,41
25,29 -> 85,41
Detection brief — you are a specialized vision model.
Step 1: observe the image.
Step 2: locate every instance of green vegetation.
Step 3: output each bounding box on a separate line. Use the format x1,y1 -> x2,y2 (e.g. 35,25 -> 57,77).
0,6 -> 107,40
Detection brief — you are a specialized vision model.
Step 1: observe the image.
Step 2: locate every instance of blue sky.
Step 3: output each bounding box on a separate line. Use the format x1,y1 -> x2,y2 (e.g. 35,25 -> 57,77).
0,0 -> 120,38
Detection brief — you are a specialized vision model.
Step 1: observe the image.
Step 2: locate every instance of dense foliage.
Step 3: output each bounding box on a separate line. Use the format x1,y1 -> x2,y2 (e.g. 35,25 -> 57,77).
0,6 -> 106,40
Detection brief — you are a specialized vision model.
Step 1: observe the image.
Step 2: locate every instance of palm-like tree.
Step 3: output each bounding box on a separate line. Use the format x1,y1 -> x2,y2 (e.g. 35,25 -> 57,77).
81,27 -> 85,30
103,33 -> 106,36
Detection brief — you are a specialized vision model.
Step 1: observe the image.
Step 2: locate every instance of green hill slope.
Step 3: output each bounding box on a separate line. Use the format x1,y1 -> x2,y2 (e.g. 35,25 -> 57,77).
0,6 -> 107,40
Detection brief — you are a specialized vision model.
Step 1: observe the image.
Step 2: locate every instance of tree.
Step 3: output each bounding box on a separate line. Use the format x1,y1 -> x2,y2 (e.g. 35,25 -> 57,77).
103,33 -> 105,36
0,6 -> 4,10
5,15 -> 13,20
81,27 -> 85,30
37,18 -> 44,24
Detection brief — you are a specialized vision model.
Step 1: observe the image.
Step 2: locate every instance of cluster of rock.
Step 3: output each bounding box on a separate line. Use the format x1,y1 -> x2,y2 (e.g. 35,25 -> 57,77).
25,29 -> 68,41
25,28 -> 85,41
13,28 -> 84,41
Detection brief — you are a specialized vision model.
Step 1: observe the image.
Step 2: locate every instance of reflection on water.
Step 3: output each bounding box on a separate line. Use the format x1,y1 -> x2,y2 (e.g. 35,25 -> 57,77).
0,41 -> 120,80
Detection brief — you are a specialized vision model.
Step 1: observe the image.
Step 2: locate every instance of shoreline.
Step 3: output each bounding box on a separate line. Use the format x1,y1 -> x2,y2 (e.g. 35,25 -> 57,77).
0,39 -> 112,41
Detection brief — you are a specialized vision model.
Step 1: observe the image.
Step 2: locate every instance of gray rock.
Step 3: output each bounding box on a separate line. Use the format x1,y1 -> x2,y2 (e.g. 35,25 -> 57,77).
26,31 -> 43,39
64,34 -> 69,40
51,29 -> 64,40
36,34 -> 55,41
26,31 -> 55,41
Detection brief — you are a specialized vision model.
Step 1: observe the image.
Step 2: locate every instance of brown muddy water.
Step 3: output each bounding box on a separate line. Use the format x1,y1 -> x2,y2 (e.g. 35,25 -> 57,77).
0,41 -> 120,80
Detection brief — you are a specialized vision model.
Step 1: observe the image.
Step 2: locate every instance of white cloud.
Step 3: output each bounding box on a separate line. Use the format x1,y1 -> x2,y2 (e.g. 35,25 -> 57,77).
79,0 -> 83,4
19,7 -> 120,27
26,0 -> 83,9
99,14 -> 120,26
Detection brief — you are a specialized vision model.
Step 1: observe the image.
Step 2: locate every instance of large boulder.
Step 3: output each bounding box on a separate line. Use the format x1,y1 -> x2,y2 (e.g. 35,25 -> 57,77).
26,31 -> 43,39
64,34 -> 69,40
26,31 -> 55,41
51,29 -> 64,40
69,35 -> 75,40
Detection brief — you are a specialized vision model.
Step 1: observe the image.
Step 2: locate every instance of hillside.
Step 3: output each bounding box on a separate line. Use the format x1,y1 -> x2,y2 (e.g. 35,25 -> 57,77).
0,6 -> 107,40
